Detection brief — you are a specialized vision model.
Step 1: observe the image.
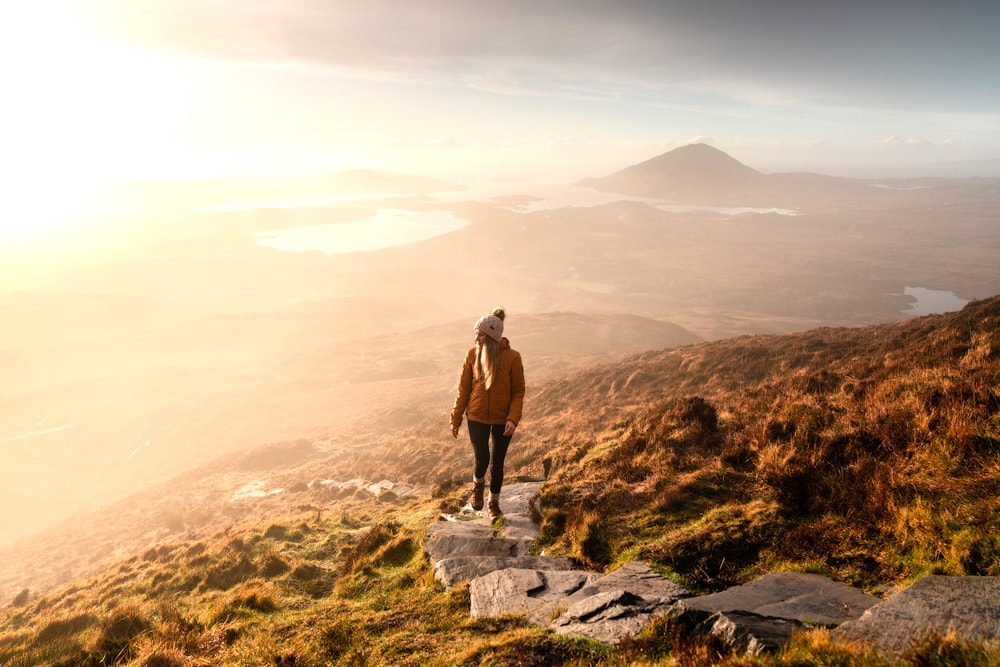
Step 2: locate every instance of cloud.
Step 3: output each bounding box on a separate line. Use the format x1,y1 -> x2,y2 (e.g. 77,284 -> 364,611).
877,136 -> 958,149
76,0 -> 1000,115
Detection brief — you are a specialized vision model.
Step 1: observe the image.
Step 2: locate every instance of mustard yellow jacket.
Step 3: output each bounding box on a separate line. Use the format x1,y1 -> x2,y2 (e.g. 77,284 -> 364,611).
450,337 -> 525,428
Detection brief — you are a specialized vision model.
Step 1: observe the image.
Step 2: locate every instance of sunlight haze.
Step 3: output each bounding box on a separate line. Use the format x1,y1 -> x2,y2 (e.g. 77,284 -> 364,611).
1,0 -> 1000,612
3,0 -> 997,215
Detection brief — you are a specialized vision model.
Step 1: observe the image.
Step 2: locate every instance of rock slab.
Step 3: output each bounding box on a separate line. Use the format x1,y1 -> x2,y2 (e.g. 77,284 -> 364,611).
674,571 -> 879,627
831,574 -> 1000,653
693,610 -> 805,656
426,481 -> 1000,654
436,555 -> 575,590
550,562 -> 690,644
470,568 -> 599,622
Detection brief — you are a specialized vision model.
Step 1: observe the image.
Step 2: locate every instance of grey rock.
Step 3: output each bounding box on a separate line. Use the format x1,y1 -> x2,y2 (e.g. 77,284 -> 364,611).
427,483 -> 544,567
436,555 -> 574,589
676,571 -> 878,627
491,513 -> 541,554
695,610 -> 805,655
491,482 -> 543,516
470,568 -> 600,622
549,562 -> 690,645
424,479 -> 1000,654
562,561 -> 689,607
552,589 -> 662,644
425,517 -> 523,562
831,574 -> 1000,653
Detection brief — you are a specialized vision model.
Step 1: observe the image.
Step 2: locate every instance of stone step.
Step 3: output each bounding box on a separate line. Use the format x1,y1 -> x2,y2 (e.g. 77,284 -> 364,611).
423,480 -> 1000,654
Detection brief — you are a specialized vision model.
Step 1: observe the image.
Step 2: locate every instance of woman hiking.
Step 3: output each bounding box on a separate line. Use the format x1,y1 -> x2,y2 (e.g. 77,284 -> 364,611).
450,307 -> 525,521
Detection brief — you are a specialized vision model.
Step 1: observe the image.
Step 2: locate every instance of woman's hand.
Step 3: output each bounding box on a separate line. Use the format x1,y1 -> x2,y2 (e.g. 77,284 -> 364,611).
503,420 -> 516,436
451,425 -> 459,438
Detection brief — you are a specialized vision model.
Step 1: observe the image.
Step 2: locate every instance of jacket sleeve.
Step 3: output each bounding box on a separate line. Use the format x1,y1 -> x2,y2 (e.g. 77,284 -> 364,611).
506,351 -> 525,425
450,348 -> 475,428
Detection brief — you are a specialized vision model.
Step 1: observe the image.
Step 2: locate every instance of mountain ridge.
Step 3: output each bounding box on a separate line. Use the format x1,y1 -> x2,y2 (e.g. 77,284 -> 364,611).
578,142 -> 883,202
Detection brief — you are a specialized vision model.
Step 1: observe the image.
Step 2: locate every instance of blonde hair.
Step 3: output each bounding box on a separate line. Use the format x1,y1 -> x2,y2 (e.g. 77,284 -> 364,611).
474,307 -> 505,390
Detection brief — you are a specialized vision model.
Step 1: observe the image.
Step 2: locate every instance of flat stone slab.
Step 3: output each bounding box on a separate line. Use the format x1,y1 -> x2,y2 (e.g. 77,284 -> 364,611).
831,575 -> 1000,653
551,589 -> 663,644
560,561 -> 690,607
454,481 -> 542,518
425,518 -> 525,562
470,568 -> 600,623
492,482 -> 543,516
675,571 -> 879,627
427,482 -> 547,590
468,561 -> 690,645
436,555 -> 575,589
550,562 -> 691,644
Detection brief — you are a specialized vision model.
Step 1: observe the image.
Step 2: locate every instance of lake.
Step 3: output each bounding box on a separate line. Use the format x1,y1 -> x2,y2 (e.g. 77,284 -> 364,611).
252,183 -> 799,255
902,286 -> 969,316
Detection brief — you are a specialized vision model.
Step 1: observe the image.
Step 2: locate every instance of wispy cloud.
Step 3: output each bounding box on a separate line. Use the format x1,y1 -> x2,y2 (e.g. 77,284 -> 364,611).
77,0 -> 1000,114
877,136 -> 958,148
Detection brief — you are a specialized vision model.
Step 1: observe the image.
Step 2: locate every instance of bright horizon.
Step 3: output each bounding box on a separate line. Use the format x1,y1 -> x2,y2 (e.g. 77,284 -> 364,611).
3,0 -> 999,246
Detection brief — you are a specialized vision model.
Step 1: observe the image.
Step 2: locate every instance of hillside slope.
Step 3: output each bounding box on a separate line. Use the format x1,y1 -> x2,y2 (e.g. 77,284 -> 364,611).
1,296 -> 998,665
525,295 -> 1000,589
577,143 -> 766,198
577,142 -> 901,206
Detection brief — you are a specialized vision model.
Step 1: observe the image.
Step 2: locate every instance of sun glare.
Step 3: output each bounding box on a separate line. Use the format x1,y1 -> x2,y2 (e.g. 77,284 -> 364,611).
0,1 -> 188,249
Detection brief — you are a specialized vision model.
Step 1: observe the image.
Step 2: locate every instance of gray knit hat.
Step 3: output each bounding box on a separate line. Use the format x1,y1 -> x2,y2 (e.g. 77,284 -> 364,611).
474,312 -> 504,341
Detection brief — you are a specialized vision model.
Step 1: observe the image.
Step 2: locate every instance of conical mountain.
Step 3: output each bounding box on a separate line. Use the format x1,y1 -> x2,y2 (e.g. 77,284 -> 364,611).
578,143 -> 766,198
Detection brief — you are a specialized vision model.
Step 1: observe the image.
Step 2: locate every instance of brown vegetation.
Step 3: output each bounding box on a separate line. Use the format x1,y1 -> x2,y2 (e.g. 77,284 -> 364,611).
526,296 -> 1000,592
1,295 -> 999,665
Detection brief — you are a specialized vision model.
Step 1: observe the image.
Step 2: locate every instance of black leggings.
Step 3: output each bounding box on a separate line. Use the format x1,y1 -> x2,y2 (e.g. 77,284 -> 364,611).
468,420 -> 512,494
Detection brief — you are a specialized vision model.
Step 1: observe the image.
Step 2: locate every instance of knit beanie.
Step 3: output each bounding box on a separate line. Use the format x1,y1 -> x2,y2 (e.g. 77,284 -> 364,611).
474,311 -> 504,341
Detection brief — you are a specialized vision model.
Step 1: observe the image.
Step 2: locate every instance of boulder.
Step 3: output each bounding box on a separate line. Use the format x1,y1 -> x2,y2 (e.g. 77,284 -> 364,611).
831,574 -> 1000,653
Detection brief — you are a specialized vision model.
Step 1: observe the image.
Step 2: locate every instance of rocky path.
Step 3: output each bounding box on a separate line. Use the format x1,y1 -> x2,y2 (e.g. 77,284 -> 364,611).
425,481 -> 1000,655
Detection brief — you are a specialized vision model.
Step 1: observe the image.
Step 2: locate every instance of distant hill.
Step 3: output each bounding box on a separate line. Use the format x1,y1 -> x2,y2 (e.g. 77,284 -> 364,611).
578,143 -> 871,203
578,143 -> 765,198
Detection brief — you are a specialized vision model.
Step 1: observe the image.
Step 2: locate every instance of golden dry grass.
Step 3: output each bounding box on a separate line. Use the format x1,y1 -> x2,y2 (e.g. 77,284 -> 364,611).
2,296 -> 1000,664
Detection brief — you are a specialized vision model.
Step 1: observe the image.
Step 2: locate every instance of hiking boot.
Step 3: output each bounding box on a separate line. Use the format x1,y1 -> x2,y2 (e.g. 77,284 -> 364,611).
486,496 -> 503,522
470,479 -> 485,511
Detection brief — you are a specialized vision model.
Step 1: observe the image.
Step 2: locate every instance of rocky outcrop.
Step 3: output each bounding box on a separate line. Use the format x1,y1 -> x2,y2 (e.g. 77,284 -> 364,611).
425,481 -> 1000,654
673,571 -> 880,627
831,575 -> 1000,653
426,482 -> 704,645
690,610 -> 805,656
666,571 -> 879,655
426,482 -> 547,575
549,561 -> 689,644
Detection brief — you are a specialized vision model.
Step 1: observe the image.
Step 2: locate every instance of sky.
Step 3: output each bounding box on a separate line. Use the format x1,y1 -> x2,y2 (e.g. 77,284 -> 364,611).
2,0 -> 999,241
